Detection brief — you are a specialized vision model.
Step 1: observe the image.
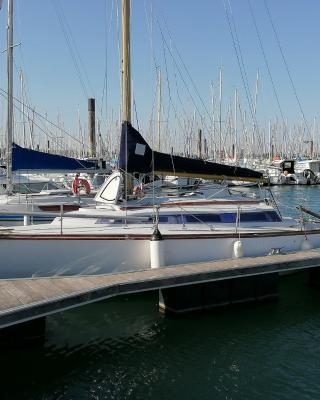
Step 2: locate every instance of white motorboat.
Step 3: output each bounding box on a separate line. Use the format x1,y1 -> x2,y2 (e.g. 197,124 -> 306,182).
265,160 -> 316,185
294,159 -> 320,183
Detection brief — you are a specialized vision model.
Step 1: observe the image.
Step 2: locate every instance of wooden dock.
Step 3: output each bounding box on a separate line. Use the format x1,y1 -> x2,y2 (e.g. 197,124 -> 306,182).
1,248 -> 320,329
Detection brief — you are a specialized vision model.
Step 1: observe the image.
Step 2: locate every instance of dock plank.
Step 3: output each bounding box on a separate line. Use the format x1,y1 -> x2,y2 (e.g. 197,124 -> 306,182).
1,282 -> 34,305
0,289 -> 20,309
25,279 -> 68,299
0,249 -> 320,328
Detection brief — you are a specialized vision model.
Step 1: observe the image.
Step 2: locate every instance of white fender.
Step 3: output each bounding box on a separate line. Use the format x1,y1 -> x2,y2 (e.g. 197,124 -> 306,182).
150,228 -> 165,268
233,240 -> 244,259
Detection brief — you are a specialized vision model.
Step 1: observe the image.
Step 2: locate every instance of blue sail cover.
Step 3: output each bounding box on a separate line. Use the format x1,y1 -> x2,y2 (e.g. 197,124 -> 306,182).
12,143 -> 98,172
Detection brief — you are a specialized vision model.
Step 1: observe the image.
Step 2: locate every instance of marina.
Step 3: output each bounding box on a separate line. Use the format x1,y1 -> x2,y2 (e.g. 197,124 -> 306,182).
1,0 -> 320,399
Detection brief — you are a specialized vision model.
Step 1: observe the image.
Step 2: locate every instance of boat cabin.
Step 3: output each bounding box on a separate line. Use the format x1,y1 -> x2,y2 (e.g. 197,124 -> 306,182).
271,160 -> 295,174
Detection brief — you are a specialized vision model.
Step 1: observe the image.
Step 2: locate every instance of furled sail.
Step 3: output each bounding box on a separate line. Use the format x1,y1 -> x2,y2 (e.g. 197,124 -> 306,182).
12,143 -> 98,172
119,122 -> 263,182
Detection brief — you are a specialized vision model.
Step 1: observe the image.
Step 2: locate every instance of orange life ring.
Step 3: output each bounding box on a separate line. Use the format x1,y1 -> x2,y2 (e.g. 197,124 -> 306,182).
72,177 -> 91,195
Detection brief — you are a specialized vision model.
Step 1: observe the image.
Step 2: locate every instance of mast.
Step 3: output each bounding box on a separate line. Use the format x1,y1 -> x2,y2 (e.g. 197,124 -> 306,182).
122,0 -> 131,124
198,129 -> 202,159
20,69 -> 26,147
234,89 -> 237,162
268,120 -> 272,163
252,69 -> 259,158
6,0 -> 13,194
312,116 -> 316,158
157,68 -> 161,151
210,81 -> 215,159
218,66 -> 223,162
121,0 -> 133,197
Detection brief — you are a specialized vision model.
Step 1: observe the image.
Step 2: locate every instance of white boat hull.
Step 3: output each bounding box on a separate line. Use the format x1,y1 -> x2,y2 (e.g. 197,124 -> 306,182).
1,229 -> 319,278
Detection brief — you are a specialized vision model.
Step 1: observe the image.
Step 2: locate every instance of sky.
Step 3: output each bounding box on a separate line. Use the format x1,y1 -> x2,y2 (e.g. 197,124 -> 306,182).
0,0 -> 319,155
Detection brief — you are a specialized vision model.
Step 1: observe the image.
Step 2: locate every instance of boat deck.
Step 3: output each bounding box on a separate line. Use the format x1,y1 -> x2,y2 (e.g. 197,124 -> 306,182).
1,248 -> 320,328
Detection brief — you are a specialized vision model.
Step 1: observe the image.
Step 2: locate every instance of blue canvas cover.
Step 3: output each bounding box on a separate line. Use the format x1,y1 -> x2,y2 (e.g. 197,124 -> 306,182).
119,122 -> 263,182
12,143 -> 98,171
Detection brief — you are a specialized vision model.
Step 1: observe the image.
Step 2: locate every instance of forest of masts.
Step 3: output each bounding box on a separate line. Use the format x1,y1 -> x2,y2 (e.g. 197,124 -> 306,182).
0,68 -> 316,166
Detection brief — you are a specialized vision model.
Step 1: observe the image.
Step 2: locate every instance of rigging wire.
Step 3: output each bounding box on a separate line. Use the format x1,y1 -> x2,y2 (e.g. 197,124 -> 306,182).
171,39 -> 193,127
157,19 -> 211,134
98,0 -> 116,158
147,73 -> 158,148
0,89 -> 89,158
145,1 -> 187,152
58,0 -> 95,97
162,18 -> 211,143
51,0 -> 94,99
144,0 -> 160,148
144,0 -> 158,75
263,0 -> 311,139
14,1 -> 33,113
161,17 -> 213,123
100,0 -> 115,123
160,34 -> 183,134
115,0 -> 122,125
0,87 -> 84,146
133,97 -> 140,131
223,0 -> 261,142
247,0 -> 286,125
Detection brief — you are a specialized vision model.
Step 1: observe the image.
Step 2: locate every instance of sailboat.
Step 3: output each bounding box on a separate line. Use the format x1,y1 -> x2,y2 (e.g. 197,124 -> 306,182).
0,0 -> 107,225
0,0 -> 319,278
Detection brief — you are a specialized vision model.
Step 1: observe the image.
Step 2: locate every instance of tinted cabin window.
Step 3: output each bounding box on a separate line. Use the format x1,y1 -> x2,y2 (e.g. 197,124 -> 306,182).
220,213 -> 236,223
158,211 -> 281,224
265,211 -> 281,221
240,211 -> 280,222
282,161 -> 294,173
184,214 -> 221,223
283,162 -> 292,169
159,215 -> 183,224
